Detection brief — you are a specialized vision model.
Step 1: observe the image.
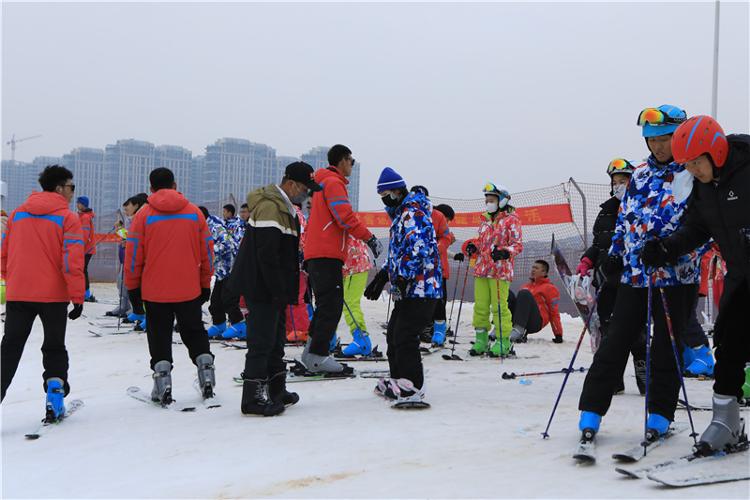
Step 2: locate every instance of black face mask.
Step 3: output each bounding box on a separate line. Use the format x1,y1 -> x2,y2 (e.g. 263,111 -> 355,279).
381,194 -> 401,207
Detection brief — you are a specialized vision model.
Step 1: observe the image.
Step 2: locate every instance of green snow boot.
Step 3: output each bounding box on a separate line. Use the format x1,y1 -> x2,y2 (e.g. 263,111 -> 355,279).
489,336 -> 512,357
469,329 -> 489,356
743,363 -> 750,400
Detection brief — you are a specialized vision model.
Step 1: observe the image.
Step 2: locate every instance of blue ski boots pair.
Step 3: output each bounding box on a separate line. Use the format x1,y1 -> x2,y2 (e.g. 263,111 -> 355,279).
45,378 -> 66,422
341,328 -> 372,357
431,321 -> 447,347
207,322 -> 227,339
222,320 -> 247,340
683,345 -> 715,377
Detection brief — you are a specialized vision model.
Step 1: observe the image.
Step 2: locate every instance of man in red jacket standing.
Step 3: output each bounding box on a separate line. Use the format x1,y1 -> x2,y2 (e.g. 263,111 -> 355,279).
125,168 -> 216,405
1,165 -> 85,421
509,259 -> 564,343
302,145 -> 382,373
76,196 -> 97,303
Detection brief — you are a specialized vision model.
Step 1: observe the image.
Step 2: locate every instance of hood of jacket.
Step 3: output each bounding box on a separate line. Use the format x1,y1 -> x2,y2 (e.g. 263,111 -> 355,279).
147,189 -> 189,213
247,184 -> 293,218
19,191 -> 70,215
314,166 -> 349,187
719,134 -> 750,186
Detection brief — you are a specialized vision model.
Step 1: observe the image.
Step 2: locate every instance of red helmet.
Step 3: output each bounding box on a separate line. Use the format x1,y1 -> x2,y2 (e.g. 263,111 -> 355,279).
671,115 -> 728,167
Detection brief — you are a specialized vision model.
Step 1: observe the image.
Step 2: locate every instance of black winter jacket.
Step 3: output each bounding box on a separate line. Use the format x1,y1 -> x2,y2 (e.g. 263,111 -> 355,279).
664,134 -> 750,343
582,196 -> 621,287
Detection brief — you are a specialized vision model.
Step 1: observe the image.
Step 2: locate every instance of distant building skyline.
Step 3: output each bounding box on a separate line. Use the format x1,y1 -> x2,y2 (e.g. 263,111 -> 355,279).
1,137 -> 362,227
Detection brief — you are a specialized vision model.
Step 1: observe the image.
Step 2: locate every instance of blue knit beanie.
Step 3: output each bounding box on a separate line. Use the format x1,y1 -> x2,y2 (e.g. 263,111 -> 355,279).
377,167 -> 406,193
77,196 -> 90,208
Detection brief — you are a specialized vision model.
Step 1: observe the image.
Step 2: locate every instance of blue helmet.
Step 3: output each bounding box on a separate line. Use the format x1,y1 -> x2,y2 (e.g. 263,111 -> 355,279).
638,104 -> 687,138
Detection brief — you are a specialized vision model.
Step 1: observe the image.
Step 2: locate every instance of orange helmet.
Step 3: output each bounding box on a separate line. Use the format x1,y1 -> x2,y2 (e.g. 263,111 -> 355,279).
671,115 -> 728,167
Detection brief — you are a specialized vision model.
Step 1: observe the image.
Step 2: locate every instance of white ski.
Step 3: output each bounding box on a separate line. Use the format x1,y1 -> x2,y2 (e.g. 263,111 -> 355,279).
611,423 -> 689,463
25,399 -> 85,440
646,450 -> 749,487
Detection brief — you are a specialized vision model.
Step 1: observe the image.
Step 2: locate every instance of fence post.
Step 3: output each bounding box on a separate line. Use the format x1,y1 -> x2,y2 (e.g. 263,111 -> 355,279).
568,177 -> 588,248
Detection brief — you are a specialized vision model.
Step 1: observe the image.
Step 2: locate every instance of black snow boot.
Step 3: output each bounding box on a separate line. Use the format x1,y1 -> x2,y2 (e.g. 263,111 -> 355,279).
241,378 -> 284,417
268,371 -> 299,407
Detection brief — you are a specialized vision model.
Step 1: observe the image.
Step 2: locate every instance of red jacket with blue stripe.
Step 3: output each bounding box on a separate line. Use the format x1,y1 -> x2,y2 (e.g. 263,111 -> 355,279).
1,191 -> 85,303
124,189 -> 213,303
304,167 -> 373,263
78,209 -> 96,255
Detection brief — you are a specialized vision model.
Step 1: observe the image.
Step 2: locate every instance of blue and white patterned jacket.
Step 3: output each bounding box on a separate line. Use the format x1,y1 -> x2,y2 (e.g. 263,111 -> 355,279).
385,191 -> 443,299
207,215 -> 240,281
608,156 -> 705,288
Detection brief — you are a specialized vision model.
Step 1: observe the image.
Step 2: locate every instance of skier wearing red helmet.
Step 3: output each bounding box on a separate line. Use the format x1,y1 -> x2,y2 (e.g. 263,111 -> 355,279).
642,116 -> 750,456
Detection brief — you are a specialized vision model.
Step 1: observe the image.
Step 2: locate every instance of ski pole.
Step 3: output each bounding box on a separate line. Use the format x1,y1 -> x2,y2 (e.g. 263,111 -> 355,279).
502,367 -> 586,380
343,297 -> 363,333
643,274 -> 654,456
288,304 -> 298,343
541,290 -> 599,439
116,261 -> 125,331
658,286 -> 699,443
442,258 -> 471,361
447,260 -> 462,334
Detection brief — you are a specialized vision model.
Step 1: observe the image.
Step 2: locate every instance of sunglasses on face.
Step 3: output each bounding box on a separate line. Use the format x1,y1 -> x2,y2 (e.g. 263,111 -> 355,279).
62,183 -> 75,192
636,107 -> 686,127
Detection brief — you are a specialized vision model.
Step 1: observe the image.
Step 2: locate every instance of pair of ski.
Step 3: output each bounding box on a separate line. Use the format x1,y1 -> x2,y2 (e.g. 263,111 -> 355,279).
126,380 -> 221,412
573,424 -> 749,486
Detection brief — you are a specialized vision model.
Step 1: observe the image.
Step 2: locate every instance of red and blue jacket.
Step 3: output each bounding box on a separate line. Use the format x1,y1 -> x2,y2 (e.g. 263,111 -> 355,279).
125,189 -> 213,303
1,191 -> 85,303
304,167 -> 373,263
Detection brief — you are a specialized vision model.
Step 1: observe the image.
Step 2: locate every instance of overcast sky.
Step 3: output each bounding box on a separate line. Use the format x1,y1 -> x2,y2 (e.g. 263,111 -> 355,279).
2,1 -> 748,209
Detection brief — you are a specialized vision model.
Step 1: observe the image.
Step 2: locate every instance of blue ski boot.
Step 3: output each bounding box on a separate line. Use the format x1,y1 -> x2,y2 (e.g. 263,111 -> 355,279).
45,378 -> 66,422
431,321 -> 447,347
341,329 -> 372,356
646,413 -> 670,441
685,345 -> 715,377
207,322 -> 227,339
127,312 -> 145,324
222,320 -> 247,340
578,411 -> 601,443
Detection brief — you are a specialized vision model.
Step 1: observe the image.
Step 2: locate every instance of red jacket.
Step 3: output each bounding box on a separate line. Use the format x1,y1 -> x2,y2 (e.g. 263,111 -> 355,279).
124,190 -> 213,303
521,276 -> 563,337
304,167 -> 373,262
1,192 -> 85,303
432,209 -> 455,280
78,209 -> 96,255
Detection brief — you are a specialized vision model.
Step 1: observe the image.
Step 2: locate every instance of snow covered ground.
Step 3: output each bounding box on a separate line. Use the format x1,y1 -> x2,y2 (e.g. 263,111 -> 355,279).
1,283 -> 747,499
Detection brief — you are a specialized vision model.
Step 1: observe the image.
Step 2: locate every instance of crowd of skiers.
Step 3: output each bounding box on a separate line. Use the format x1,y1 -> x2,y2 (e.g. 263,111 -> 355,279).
1,110 -> 748,454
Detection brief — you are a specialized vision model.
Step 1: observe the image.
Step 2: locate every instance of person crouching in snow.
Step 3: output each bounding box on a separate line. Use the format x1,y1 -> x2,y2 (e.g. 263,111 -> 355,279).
339,234 -> 375,356
508,260 -> 563,343
364,167 -> 442,407
457,183 -> 523,357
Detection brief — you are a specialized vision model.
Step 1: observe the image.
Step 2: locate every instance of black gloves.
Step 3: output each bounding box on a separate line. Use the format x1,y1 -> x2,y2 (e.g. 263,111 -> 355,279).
466,243 -> 478,256
200,287 -> 211,304
68,303 -> 83,320
641,239 -> 676,267
602,255 -> 624,276
491,247 -> 511,261
128,288 -> 145,314
453,253 -> 465,262
366,235 -> 383,259
364,269 -> 389,300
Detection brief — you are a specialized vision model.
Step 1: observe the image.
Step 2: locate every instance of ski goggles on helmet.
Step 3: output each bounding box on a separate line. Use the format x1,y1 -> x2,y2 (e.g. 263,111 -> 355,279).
606,158 -> 635,177
636,107 -> 687,127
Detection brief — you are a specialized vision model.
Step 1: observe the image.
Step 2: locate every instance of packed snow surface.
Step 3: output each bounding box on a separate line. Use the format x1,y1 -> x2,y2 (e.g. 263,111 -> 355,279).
2,284 -> 748,498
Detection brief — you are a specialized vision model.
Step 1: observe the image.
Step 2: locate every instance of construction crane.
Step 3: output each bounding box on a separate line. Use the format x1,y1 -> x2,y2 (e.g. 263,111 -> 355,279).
5,133 -> 42,162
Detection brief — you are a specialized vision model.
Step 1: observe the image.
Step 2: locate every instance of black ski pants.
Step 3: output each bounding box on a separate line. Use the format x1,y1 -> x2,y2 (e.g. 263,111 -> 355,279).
84,254 -> 93,291
508,289 -> 543,334
306,258 -> 344,356
144,297 -> 212,370
243,301 -> 287,380
433,279 -> 448,322
1,301 -> 70,401
713,280 -> 750,399
386,298 -> 437,389
595,280 -> 646,367
579,283 -> 697,421
208,278 -> 243,326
